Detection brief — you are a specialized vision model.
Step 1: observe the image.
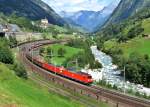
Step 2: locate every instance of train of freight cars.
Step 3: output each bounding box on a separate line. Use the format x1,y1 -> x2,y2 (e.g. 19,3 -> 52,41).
26,44 -> 93,85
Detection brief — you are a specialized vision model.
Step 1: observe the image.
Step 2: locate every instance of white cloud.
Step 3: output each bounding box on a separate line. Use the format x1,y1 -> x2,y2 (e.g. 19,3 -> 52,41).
42,0 -> 120,13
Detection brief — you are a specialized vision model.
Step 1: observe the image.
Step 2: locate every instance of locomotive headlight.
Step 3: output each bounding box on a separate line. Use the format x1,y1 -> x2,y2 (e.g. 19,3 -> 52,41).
60,67 -> 64,73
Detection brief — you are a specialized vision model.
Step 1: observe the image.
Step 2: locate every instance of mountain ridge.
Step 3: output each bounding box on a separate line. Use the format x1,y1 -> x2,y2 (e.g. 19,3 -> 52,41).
61,8 -> 114,32
60,0 -> 120,32
0,0 -> 66,26
104,0 -> 150,26
96,0 -> 150,40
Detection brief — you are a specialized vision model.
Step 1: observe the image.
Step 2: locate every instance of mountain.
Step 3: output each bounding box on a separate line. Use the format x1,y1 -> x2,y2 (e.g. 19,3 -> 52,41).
96,0 -> 150,39
60,11 -> 75,18
61,10 -> 109,32
0,0 -> 66,26
60,1 -> 119,32
105,0 -> 150,26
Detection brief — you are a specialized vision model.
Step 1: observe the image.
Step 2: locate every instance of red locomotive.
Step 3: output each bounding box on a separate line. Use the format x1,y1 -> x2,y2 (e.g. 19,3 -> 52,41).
26,45 -> 93,85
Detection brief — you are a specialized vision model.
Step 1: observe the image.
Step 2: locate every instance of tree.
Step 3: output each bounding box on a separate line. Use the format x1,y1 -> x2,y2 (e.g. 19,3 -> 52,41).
66,38 -> 102,69
96,37 -> 105,50
40,47 -> 45,54
13,63 -> 28,79
58,48 -> 66,57
127,24 -> 144,39
94,60 -> 102,68
48,26 -> 59,39
118,34 -> 128,43
9,36 -> 18,48
0,46 -> 14,64
126,63 -> 141,83
42,33 -> 47,39
124,53 -> 150,87
39,47 -> 45,56
47,47 -> 53,57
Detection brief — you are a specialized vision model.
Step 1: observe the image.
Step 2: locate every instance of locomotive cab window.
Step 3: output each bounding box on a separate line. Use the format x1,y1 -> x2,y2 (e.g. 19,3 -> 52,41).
88,76 -> 92,79
0,32 -> 5,38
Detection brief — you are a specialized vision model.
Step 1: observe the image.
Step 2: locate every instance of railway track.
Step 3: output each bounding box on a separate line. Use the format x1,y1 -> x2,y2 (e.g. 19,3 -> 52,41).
28,73 -> 99,107
19,39 -> 150,107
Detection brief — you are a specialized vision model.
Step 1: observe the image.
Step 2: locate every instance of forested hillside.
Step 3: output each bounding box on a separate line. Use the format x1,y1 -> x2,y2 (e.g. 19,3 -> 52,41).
95,0 -> 150,88
105,0 -> 150,25
96,6 -> 150,40
0,0 -> 66,26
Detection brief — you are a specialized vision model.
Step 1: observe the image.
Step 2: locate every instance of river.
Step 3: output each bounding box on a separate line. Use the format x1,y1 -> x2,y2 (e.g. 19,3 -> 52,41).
91,46 -> 123,86
90,46 -> 150,96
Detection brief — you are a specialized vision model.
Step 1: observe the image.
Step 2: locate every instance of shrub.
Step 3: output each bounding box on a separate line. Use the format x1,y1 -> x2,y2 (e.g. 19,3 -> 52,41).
58,48 -> 66,57
0,46 -> 14,64
13,63 -> 28,79
47,47 -> 53,57
39,47 -> 45,54
9,36 -> 18,48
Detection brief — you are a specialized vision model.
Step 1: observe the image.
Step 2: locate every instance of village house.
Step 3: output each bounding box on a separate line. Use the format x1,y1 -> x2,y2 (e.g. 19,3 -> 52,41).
40,18 -> 49,29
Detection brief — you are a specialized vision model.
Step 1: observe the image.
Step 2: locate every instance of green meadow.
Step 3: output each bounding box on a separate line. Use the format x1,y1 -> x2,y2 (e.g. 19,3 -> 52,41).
0,63 -> 84,107
44,44 -> 83,65
104,37 -> 150,58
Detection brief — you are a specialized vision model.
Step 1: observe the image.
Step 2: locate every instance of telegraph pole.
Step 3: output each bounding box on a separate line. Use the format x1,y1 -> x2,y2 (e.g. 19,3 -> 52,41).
120,65 -> 126,94
31,42 -> 34,72
76,59 -> 78,71
50,49 -> 53,64
54,62 -> 56,75
31,33 -> 34,72
124,66 -> 126,94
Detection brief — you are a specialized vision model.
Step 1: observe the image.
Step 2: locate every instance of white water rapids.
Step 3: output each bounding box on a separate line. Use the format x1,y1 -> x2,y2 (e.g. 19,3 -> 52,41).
82,46 -> 150,96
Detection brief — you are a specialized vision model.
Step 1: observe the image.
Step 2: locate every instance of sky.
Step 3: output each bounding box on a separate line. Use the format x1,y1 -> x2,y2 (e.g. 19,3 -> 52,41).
42,0 -> 120,13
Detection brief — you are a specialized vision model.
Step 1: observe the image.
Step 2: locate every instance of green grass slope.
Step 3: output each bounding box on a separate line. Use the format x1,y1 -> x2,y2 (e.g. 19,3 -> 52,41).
142,18 -> 150,34
104,37 -> 150,58
44,44 -> 83,65
0,63 -> 84,107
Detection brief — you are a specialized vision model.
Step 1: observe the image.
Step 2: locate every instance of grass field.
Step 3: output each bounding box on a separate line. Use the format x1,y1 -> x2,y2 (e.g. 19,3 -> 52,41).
142,18 -> 150,34
104,37 -> 150,58
0,63 -> 85,107
44,44 -> 83,65
42,33 -> 77,40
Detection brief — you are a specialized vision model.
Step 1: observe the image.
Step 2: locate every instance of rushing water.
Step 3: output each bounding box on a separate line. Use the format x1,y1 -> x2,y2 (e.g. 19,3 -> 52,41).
91,46 -> 150,95
91,46 -> 124,86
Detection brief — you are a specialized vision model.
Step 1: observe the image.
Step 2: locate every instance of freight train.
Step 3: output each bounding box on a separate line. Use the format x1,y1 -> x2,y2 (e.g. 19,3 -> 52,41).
26,44 -> 93,85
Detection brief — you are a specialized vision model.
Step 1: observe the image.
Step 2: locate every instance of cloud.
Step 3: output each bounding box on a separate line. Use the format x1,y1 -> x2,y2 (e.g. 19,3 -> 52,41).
42,0 -> 120,13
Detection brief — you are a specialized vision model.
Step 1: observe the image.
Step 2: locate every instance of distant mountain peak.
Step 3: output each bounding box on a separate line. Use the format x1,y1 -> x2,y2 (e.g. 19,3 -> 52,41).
60,3 -> 119,32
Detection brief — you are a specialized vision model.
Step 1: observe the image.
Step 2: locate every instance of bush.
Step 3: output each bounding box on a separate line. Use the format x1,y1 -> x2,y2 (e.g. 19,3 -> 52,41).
135,91 -> 140,97
127,24 -> 144,39
125,53 -> 150,87
113,85 -> 118,90
0,46 -> 14,64
58,48 -> 66,57
13,63 -> 28,79
92,60 -> 102,69
118,35 -> 128,43
39,47 -> 45,54
42,33 -> 47,39
98,80 -> 107,86
46,47 -> 53,57
66,38 -> 103,69
9,36 -> 18,48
